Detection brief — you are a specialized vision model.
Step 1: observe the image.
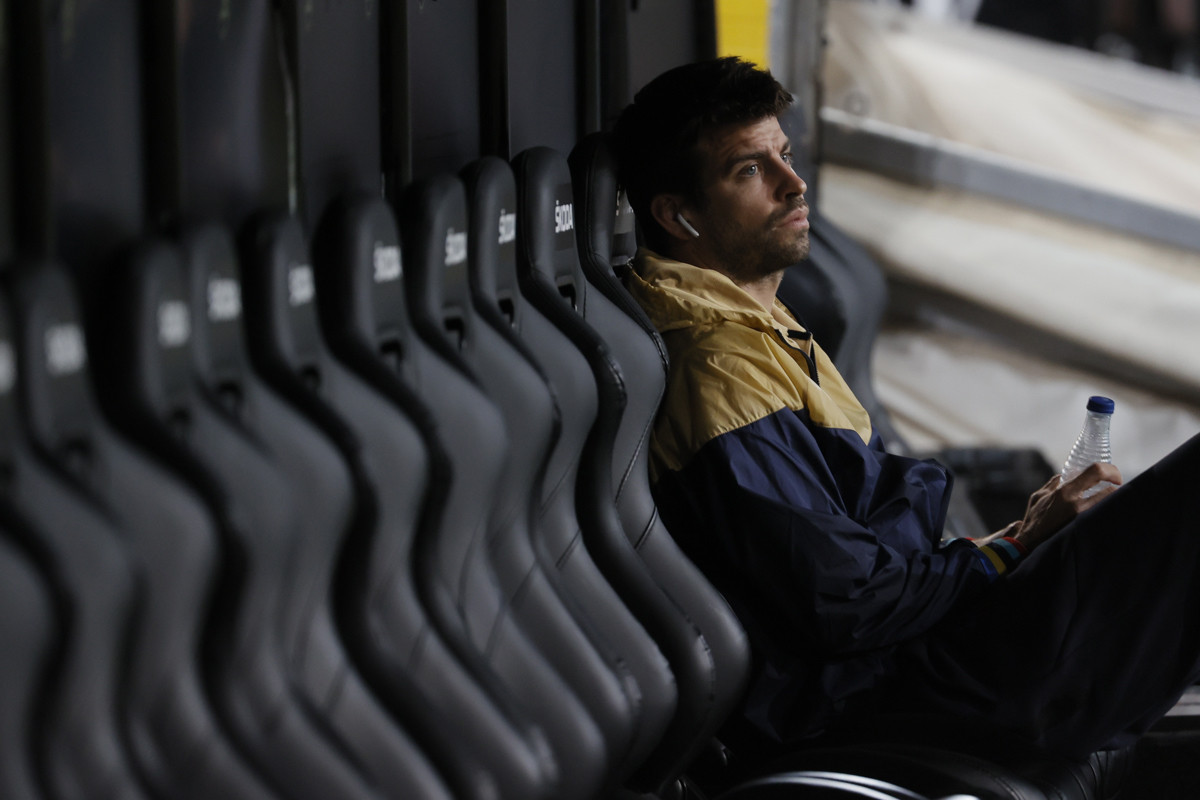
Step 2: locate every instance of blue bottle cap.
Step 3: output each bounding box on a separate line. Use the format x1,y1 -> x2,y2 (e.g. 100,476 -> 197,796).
1087,395 -> 1115,414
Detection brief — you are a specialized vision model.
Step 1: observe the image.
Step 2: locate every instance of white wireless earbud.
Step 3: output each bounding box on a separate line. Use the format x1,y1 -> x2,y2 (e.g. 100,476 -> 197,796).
676,213 -> 701,239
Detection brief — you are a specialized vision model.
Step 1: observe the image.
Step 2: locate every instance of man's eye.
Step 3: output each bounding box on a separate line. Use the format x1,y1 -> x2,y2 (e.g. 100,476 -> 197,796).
781,152 -> 794,164
741,164 -> 759,176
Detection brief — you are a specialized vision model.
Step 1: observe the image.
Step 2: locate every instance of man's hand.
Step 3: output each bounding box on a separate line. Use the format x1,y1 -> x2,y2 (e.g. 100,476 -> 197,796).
1009,462 -> 1123,551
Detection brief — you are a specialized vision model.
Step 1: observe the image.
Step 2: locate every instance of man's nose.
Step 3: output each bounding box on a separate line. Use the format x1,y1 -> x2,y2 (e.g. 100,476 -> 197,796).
774,158 -> 806,198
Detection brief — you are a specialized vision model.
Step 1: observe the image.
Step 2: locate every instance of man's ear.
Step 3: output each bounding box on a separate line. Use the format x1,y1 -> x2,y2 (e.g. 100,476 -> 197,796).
650,194 -> 698,241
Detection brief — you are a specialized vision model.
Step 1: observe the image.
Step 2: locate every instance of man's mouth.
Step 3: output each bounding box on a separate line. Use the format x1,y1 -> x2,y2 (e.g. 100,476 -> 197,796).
776,203 -> 810,230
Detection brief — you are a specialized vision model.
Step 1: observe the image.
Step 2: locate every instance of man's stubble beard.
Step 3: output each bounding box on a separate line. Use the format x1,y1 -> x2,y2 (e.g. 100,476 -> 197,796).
710,202 -> 811,284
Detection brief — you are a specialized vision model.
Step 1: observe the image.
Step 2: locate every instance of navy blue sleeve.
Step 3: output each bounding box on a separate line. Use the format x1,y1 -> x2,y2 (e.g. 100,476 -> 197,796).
654,408 -> 1000,657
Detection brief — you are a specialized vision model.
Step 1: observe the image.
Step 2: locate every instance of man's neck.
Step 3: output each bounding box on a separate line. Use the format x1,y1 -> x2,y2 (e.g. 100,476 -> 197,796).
731,271 -> 784,313
664,243 -> 784,312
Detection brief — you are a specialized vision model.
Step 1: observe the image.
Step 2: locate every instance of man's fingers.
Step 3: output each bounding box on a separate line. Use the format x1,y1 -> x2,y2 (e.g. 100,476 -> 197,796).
1063,461 -> 1124,490
1080,461 -> 1123,485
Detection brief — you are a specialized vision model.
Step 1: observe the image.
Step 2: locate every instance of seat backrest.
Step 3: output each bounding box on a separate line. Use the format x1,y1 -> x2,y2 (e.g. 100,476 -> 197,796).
517,141 -> 751,789
462,156 -> 679,790
394,176 -> 609,800
0,530 -> 54,800
311,192 -> 559,800
10,261 -> 279,800
0,266 -> 146,800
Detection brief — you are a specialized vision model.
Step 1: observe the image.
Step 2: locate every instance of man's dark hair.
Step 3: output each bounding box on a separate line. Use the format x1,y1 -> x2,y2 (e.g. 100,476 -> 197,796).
608,56 -> 793,251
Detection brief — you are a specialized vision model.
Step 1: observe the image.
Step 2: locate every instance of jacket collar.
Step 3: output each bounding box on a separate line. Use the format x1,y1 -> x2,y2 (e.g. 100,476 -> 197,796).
627,248 -> 808,341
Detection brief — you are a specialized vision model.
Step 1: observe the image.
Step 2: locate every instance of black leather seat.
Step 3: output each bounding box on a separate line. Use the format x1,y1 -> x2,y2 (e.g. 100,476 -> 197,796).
91,236 -> 381,800
310,193 -> 560,800
0,525 -> 56,800
317,184 -> 608,800
243,206 -> 546,800
461,156 -> 680,792
9,261 -> 279,800
0,267 -> 147,800
400,170 -> 650,789
513,144 -> 752,793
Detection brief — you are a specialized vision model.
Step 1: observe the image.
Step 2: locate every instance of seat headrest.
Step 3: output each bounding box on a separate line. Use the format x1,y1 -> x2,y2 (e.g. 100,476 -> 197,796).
240,211 -> 322,374
569,132 -> 638,273
460,157 -> 519,305
511,146 -> 579,285
0,293 -> 17,468
312,193 -> 411,355
180,224 -> 250,387
8,263 -> 96,454
398,173 -> 470,329
612,182 -> 637,266
120,240 -> 195,424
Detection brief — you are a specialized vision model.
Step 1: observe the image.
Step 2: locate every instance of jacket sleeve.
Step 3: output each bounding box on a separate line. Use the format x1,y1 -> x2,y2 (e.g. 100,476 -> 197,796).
655,408 -> 1022,657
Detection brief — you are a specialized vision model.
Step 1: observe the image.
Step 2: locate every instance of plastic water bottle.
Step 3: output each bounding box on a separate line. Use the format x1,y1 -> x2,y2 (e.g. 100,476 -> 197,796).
1059,395 -> 1115,498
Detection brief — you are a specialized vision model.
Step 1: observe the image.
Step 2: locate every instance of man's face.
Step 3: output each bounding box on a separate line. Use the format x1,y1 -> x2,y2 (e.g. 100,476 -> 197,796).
685,116 -> 809,284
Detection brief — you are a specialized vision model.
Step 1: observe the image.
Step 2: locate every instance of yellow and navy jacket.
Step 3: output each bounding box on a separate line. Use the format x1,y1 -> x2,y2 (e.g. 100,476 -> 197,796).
626,250 -> 1025,746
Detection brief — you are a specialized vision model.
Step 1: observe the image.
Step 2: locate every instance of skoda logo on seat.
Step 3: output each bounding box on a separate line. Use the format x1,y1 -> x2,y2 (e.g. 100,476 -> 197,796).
554,199 -> 574,234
